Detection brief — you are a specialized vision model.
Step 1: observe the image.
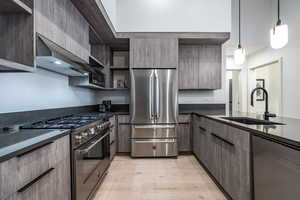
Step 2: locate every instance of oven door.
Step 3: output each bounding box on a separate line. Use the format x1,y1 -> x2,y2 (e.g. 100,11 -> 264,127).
74,131 -> 110,200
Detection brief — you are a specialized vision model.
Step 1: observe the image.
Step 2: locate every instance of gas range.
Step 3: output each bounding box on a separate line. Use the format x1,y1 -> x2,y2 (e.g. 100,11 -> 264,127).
20,112 -> 113,200
21,113 -> 111,130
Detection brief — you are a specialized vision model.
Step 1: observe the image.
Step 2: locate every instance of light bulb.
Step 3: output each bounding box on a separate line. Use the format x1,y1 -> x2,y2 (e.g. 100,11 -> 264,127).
234,46 -> 246,65
270,23 -> 288,49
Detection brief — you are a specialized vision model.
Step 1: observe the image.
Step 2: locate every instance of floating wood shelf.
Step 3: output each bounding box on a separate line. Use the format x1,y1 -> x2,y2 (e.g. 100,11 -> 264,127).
74,85 -> 129,91
104,88 -> 129,91
89,56 -> 106,69
0,0 -> 33,14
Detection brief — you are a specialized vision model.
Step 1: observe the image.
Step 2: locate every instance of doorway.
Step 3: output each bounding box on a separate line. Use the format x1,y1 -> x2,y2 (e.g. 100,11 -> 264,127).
248,60 -> 283,116
226,70 -> 242,114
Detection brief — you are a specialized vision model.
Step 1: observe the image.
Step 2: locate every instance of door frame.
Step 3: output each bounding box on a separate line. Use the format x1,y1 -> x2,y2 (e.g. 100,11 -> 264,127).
225,69 -> 242,115
247,58 -> 283,116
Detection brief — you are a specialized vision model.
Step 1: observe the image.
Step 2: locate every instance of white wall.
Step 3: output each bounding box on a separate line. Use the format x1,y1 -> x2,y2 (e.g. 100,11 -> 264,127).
248,62 -> 282,115
228,0 -> 272,46
115,0 -> 231,32
0,69 -> 98,114
101,0 -> 118,28
245,0 -> 300,118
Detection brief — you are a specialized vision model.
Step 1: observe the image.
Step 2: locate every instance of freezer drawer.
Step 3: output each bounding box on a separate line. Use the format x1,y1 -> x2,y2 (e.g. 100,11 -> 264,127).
131,139 -> 178,157
132,125 -> 176,139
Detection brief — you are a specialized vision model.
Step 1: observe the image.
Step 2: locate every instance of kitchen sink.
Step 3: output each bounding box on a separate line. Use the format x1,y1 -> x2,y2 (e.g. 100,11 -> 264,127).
221,117 -> 285,125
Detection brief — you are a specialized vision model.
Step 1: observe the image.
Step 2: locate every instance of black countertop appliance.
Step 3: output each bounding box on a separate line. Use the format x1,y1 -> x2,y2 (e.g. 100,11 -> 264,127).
102,100 -> 112,112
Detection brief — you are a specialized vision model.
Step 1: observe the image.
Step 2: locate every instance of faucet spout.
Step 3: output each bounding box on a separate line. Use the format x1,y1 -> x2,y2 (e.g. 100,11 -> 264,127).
250,87 -> 276,120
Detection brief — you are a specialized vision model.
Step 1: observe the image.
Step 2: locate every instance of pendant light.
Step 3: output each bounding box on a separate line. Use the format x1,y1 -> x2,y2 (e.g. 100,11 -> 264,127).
270,0 -> 288,49
234,0 -> 246,65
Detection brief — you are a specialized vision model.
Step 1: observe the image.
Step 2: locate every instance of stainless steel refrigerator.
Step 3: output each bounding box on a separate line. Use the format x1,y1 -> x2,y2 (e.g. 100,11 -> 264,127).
130,68 -> 178,157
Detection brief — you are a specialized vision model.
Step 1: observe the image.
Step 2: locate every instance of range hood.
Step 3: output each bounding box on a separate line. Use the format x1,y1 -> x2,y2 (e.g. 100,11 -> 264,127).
36,34 -> 90,76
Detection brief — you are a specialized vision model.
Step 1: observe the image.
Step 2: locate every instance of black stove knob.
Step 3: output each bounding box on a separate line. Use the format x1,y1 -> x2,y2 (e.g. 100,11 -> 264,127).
75,135 -> 83,140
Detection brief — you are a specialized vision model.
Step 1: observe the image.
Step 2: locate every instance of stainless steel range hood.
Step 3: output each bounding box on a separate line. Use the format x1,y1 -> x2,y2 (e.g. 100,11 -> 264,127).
36,34 -> 90,76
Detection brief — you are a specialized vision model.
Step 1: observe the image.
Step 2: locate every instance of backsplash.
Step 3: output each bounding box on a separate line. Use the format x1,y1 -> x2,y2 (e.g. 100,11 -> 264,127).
96,90 -> 226,105
0,68 -> 98,114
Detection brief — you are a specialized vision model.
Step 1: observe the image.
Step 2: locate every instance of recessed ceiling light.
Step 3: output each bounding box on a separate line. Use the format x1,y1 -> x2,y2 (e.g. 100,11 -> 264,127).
54,60 -> 63,65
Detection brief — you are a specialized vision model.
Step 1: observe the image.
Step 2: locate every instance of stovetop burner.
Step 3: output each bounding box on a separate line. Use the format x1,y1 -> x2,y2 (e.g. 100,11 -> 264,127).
21,113 -> 112,130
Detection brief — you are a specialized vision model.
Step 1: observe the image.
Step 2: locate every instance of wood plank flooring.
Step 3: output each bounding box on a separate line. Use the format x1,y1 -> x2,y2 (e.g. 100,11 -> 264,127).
94,155 -> 226,200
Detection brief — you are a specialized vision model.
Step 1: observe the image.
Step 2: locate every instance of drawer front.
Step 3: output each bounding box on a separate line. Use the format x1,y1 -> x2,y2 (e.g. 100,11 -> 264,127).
131,139 -> 177,157
16,135 -> 69,190
198,117 -> 207,129
208,119 -> 233,144
132,125 -> 176,139
8,159 -> 70,200
12,167 -> 56,200
0,158 -> 18,200
178,114 -> 190,123
118,115 -> 130,124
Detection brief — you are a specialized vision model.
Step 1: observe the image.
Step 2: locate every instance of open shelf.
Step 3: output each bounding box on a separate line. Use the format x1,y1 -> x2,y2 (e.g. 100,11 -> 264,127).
89,56 -> 105,69
0,0 -> 32,14
104,88 -> 129,91
72,85 -> 129,91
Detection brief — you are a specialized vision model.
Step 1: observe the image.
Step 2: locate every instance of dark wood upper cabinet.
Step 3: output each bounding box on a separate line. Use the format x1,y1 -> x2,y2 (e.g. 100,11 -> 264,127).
179,45 -> 222,90
130,38 -> 178,68
0,0 -> 34,72
35,0 -> 90,62
1,0 -> 91,73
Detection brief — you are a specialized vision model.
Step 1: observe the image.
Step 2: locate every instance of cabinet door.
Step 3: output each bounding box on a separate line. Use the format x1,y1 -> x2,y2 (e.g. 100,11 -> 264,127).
192,116 -> 201,159
198,45 -> 222,89
198,123 -> 209,167
110,141 -> 117,160
130,38 -> 178,68
178,45 -> 222,90
117,115 -> 131,153
179,46 -> 199,89
178,123 -> 191,152
0,158 -> 17,200
35,0 -> 90,61
221,126 -> 251,200
208,132 -> 223,182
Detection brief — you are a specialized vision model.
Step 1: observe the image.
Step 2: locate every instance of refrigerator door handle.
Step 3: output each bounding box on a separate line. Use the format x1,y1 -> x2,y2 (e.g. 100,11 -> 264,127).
149,72 -> 154,120
134,125 -> 176,129
154,70 -> 160,120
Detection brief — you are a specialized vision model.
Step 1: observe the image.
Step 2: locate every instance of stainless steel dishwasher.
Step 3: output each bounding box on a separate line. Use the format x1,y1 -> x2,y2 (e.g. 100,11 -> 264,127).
253,135 -> 300,200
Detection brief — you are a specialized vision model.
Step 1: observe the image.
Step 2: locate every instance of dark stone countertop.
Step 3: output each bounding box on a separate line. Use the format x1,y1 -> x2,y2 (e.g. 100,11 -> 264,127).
99,112 -> 130,115
194,112 -> 300,149
0,129 -> 70,163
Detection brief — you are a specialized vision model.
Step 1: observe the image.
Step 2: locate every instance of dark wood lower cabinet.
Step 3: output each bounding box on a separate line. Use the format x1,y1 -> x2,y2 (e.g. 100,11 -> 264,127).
117,115 -> 131,153
1,135 -> 71,200
178,123 -> 192,152
192,116 -> 251,200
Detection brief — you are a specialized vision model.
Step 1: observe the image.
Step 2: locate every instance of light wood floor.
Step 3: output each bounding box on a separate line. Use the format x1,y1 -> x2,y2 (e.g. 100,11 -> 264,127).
94,155 -> 226,200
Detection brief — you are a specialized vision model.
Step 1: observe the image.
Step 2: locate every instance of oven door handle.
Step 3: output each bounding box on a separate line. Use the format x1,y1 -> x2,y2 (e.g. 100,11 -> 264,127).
76,132 -> 110,154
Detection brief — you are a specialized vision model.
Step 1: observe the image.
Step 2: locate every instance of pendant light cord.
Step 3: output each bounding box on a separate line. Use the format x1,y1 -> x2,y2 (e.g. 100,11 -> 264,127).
277,0 -> 281,25
238,0 -> 241,47
278,0 -> 280,21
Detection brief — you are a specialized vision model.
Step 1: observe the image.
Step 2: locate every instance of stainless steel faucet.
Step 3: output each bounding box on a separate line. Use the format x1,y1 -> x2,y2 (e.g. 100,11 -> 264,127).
251,87 -> 276,120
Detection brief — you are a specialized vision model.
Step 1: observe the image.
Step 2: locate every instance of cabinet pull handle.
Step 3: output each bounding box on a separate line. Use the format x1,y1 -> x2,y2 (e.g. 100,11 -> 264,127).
211,133 -> 234,146
199,126 -> 206,132
17,141 -> 54,158
17,167 -> 55,193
